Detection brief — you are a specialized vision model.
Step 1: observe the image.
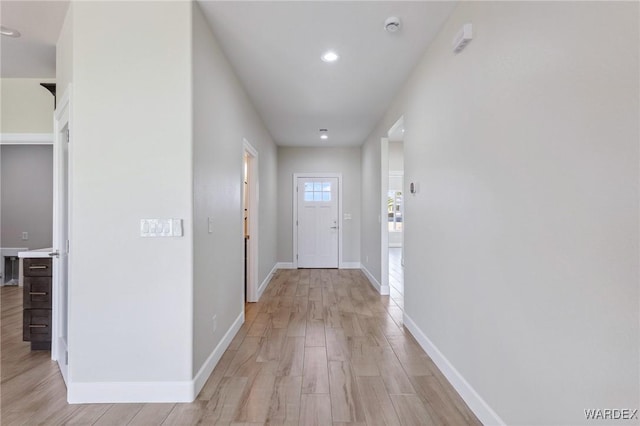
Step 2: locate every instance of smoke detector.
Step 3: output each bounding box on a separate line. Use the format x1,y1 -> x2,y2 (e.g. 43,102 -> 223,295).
384,17 -> 401,33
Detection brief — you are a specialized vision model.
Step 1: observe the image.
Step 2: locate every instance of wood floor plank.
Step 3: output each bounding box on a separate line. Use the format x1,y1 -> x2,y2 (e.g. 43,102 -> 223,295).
234,362 -> 278,423
287,310 -> 307,337
373,348 -> 416,395
325,327 -> 350,362
50,404 -> 111,425
225,337 -> 263,377
247,313 -> 272,337
302,346 -> 330,394
203,376 -> 249,424
341,313 -> 365,337
272,306 -> 293,329
277,337 -> 305,377
299,394 -> 332,426
257,327 -> 287,362
356,376 -> 401,426
198,349 -> 238,401
304,319 -> 326,347
265,375 -> 302,425
161,401 -> 207,425
329,361 -> 366,423
307,299 -> 324,321
390,394 -> 435,425
325,306 -> 343,329
94,403 -> 144,425
385,335 -> 439,377
127,403 -> 176,425
349,337 -> 381,377
411,375 -> 482,426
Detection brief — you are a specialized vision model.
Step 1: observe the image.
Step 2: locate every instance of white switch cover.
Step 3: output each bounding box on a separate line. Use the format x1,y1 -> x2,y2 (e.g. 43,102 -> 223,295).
140,219 -> 183,237
343,213 -> 352,220
21,232 -> 28,241
208,217 -> 214,234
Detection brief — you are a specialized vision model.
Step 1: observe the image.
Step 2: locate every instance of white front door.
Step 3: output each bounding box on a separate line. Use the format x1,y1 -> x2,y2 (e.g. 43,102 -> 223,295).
297,177 -> 338,268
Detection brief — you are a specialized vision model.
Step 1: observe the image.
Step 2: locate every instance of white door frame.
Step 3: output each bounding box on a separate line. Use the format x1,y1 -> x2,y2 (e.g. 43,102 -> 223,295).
292,173 -> 343,269
380,138 -> 390,293
243,139 -> 259,302
52,85 -> 72,385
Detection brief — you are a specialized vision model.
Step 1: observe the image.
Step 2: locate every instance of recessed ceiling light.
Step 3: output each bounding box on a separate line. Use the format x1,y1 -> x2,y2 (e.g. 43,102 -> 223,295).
319,129 -> 329,139
0,26 -> 21,38
321,51 -> 339,63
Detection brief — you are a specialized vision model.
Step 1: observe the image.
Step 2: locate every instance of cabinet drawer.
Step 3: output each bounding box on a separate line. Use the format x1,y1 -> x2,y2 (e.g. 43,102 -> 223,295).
23,258 -> 52,277
23,309 -> 52,342
23,277 -> 52,309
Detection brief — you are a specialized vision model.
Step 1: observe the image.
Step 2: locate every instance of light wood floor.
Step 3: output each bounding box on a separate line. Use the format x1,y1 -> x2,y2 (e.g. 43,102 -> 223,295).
1,269 -> 481,425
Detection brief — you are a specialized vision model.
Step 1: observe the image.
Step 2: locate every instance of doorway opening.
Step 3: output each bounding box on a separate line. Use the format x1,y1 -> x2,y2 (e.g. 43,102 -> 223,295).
243,139 -> 259,302
382,116 -> 404,307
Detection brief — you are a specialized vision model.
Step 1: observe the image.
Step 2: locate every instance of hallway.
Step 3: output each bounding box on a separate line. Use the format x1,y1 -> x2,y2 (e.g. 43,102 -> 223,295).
1,269 -> 480,425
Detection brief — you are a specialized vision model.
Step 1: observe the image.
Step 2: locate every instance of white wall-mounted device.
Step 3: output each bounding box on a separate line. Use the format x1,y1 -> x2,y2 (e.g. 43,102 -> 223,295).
140,218 -> 183,237
452,23 -> 473,53
384,16 -> 401,33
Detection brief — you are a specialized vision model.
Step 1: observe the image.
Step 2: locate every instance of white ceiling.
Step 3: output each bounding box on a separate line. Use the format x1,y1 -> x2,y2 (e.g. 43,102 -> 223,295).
0,1 -> 456,147
199,1 -> 456,147
0,0 -> 69,78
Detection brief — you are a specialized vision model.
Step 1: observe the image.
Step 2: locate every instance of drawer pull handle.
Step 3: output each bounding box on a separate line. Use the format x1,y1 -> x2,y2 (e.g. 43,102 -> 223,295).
28,325 -> 47,328
29,292 -> 47,296
29,265 -> 48,270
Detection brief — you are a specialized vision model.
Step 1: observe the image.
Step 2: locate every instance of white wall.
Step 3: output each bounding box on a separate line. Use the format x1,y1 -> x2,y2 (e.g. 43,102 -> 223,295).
59,1 -> 194,396
388,141 -> 403,172
56,8 -> 73,98
1,145 -> 53,249
0,78 -> 56,251
1,78 -> 55,133
361,133 -> 382,278
277,146 -> 361,266
362,2 -> 639,424
192,2 -> 279,376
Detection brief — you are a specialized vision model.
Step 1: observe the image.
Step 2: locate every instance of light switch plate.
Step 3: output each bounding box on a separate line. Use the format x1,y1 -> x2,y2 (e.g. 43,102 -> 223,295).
140,219 -> 183,237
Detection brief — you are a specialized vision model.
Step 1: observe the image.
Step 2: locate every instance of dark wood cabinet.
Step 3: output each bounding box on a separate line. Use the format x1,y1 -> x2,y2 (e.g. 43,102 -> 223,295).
23,258 -> 52,350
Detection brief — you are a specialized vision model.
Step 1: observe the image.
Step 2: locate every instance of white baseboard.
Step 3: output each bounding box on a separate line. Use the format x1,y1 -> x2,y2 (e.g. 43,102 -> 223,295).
275,262 -> 295,269
403,313 -> 505,426
360,264 -> 390,295
68,310 -> 246,404
340,262 -> 361,269
68,380 -> 193,404
258,264 -> 279,299
192,310 -> 244,398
